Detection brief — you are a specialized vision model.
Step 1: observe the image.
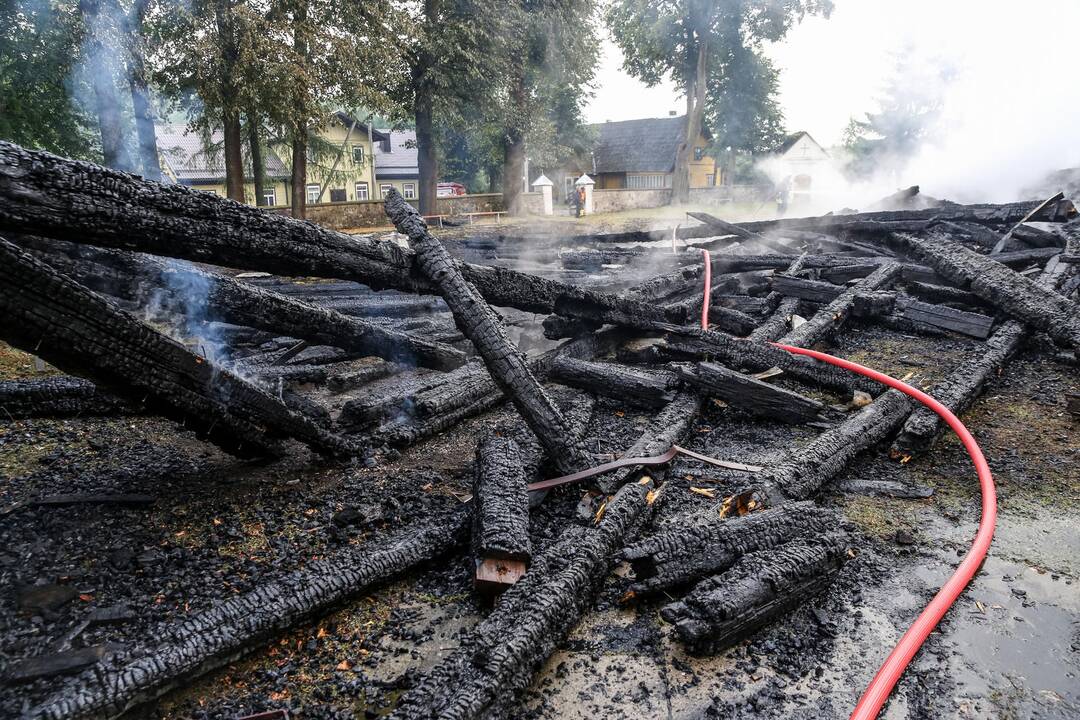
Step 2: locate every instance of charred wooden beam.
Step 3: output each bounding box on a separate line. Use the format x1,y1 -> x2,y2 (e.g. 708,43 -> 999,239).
686,212 -> 793,253
28,511 -> 468,720
473,433 -> 531,594
389,480 -> 654,720
779,262 -> 902,348
0,376 -> 133,419
0,237 -> 350,458
892,254 -> 1078,457
752,390 -> 913,506
657,325 -> 884,396
893,295 -> 994,339
549,356 -> 677,409
18,237 -> 466,371
899,232 -> 1080,349
673,361 -> 828,424
660,534 -> 849,654
594,391 -> 703,493
770,273 -> 843,304
990,192 -> 1066,253
903,280 -> 987,309
621,501 -> 837,596
383,189 -> 590,475
0,143 -> 673,332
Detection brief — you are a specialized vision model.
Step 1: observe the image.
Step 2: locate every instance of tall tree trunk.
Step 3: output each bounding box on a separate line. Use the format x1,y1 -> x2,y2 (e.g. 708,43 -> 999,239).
222,109 -> 245,201
80,0 -> 134,173
248,114 -> 267,206
501,74 -> 527,215
291,134 -> 307,219
416,99 -> 438,215
126,0 -> 159,181
671,38 -> 707,205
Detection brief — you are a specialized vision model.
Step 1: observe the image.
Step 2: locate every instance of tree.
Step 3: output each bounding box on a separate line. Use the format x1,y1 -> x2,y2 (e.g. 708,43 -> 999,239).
0,0 -> 100,160
79,0 -> 136,171
843,50 -> 952,180
125,0 -> 161,180
495,0 -> 599,214
389,0 -> 498,214
607,0 -> 831,203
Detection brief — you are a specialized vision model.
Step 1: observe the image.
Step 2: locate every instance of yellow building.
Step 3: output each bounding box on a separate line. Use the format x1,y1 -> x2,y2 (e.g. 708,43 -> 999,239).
157,112 -> 387,206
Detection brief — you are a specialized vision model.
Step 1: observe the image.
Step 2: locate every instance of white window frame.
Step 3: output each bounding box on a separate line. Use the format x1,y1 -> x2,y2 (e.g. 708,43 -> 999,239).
626,174 -> 670,190
352,145 -> 365,165
380,183 -> 393,198
262,188 -> 276,206
403,183 -> 416,199
355,182 -> 369,200
306,183 -> 321,204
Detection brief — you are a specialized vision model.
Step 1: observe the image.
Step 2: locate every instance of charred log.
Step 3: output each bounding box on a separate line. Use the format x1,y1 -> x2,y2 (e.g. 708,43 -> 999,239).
28,511 -> 468,720
19,237 -> 466,371
660,534 -> 849,655
389,451 -> 670,719
549,356 -> 677,409
473,433 -> 531,593
658,325 -> 884,397
893,295 -> 994,339
779,262 -> 902,348
383,189 -> 590,475
899,232 -> 1080,349
0,237 -> 350,458
0,376 -> 134,419
752,390 -> 912,506
621,501 -> 837,596
892,254 -> 1078,456
673,362 -> 828,424
0,143 -> 674,332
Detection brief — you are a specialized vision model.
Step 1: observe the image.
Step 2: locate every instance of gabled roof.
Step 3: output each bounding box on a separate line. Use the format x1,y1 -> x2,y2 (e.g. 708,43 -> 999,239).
773,131 -> 828,157
156,124 -> 289,184
374,129 -> 419,179
333,111 -> 390,143
587,116 -> 701,174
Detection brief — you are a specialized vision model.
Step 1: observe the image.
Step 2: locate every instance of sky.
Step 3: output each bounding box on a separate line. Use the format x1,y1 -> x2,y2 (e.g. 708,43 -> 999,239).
586,0 -> 1080,201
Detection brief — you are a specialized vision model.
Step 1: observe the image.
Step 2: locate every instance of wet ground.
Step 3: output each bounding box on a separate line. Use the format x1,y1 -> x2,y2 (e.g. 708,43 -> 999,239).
1,249 -> 1078,719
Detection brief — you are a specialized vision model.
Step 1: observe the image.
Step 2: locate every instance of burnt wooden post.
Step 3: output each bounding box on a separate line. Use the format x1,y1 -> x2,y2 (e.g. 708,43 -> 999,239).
472,432 -> 531,593
383,189 -> 591,475
779,262 -> 902,348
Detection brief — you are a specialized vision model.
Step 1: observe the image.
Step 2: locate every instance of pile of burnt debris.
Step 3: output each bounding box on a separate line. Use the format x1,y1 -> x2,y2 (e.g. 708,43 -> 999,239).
1,139 -> 1079,719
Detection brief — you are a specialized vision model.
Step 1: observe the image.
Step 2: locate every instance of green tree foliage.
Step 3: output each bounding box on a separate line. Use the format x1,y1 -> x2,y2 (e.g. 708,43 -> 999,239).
843,50 -> 953,179
0,0 -> 100,160
607,0 -> 830,199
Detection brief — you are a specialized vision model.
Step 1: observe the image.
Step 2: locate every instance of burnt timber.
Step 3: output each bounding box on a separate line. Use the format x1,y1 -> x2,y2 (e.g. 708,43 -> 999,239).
0,237 -> 350,458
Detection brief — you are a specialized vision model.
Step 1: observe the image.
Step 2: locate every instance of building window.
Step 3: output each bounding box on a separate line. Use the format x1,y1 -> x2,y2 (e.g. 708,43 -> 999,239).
306,184 -> 321,203
355,182 -> 369,200
352,145 -> 365,164
330,188 -> 347,202
262,188 -> 276,206
626,174 -> 670,190
705,174 -> 714,187
380,183 -> 393,198
403,183 -> 416,199
694,147 -> 705,161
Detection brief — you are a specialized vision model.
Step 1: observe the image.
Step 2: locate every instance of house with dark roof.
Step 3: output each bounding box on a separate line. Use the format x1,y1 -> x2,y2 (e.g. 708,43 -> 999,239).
373,129 -> 419,201
552,114 -> 717,199
157,112 -> 388,207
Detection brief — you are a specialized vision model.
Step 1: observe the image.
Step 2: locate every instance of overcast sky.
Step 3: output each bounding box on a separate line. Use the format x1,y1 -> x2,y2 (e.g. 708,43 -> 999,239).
586,0 -> 1080,200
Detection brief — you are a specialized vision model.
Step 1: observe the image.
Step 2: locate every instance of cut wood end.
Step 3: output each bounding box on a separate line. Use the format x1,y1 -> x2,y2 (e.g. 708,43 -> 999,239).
475,558 -> 528,596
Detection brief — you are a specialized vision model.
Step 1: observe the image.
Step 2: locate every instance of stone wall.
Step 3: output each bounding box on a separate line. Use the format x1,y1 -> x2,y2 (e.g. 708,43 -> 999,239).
592,188 -> 672,213
689,185 -> 771,205
275,193 -> 508,230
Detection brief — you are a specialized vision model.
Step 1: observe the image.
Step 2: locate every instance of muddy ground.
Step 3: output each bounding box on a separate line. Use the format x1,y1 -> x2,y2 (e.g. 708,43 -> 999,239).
1,246 -> 1078,719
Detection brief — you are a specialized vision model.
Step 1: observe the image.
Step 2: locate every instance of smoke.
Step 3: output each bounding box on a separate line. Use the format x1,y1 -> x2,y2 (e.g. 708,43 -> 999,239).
143,260 -> 229,364
765,0 -> 1080,207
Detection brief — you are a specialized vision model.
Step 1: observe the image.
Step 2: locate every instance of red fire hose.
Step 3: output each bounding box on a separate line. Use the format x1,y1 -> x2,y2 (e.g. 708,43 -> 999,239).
771,343 -> 997,720
700,249 -> 711,331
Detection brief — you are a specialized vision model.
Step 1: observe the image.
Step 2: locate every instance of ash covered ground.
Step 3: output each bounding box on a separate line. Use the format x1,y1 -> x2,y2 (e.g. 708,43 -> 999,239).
1,222 -> 1078,720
